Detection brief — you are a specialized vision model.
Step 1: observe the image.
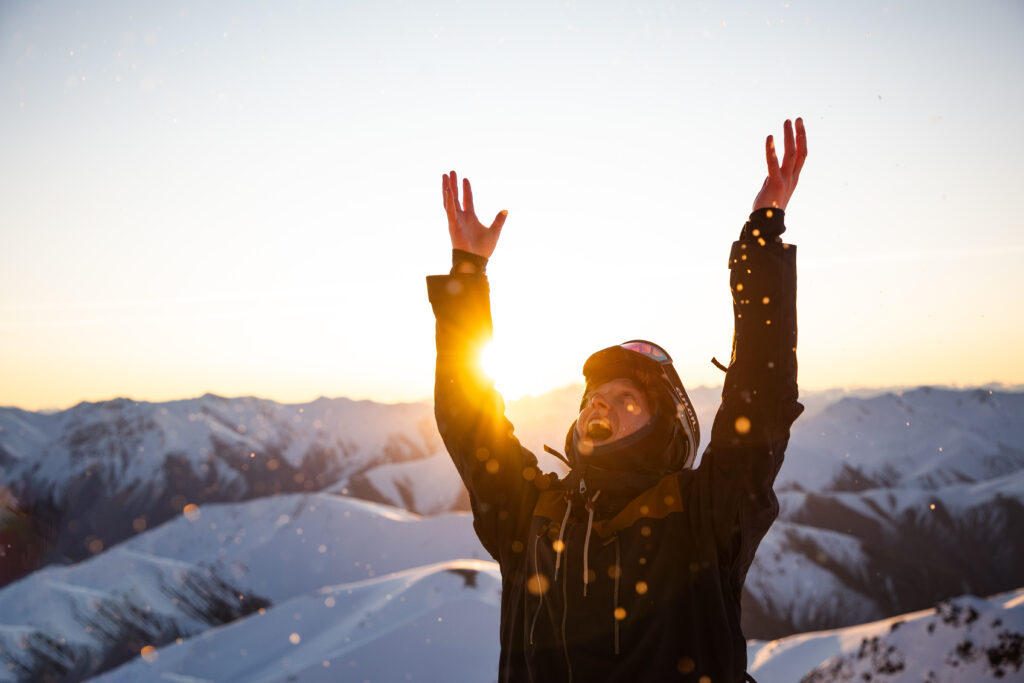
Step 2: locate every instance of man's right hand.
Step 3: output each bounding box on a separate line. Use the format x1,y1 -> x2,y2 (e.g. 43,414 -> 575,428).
442,170 -> 508,259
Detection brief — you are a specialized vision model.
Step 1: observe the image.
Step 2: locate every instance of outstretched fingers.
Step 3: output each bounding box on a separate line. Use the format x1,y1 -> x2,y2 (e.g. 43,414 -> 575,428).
442,174 -> 455,219
793,117 -> 808,178
489,209 -> 508,233
448,170 -> 460,210
462,177 -> 475,216
766,135 -> 782,182
781,119 -> 796,177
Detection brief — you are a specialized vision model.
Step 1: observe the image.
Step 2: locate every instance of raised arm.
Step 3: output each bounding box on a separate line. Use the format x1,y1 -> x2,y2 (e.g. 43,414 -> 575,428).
699,119 -> 807,579
427,171 -> 543,562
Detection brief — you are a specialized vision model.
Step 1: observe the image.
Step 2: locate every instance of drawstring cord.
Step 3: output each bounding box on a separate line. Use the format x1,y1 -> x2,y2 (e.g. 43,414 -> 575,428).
582,490 -> 601,597
613,535 -> 621,655
529,531 -> 544,645
544,444 -> 572,468
554,497 -> 573,582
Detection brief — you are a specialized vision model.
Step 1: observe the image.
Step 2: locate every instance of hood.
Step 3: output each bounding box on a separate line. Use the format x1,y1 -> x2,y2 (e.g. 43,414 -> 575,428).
559,406 -> 691,516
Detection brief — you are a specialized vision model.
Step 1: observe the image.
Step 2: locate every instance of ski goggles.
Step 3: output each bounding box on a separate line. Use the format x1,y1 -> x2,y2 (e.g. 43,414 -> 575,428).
618,340 -> 672,365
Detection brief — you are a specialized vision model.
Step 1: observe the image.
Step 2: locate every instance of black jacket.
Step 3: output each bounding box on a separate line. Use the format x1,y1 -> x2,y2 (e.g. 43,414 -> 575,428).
427,209 -> 803,682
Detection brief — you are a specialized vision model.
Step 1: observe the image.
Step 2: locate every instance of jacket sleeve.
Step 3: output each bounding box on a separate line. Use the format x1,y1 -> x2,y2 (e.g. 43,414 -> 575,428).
698,208 -> 804,584
427,267 -> 543,563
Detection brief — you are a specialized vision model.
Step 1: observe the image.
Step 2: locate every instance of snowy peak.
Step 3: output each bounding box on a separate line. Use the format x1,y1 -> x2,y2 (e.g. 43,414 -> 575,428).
779,387 -> 1024,493
749,589 -> 1024,682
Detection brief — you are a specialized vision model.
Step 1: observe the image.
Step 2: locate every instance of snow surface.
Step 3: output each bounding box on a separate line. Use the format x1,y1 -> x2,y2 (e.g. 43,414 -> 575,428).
748,588 -> 1024,682
779,387 -> 1024,493
94,560 -> 502,683
0,493 -> 485,681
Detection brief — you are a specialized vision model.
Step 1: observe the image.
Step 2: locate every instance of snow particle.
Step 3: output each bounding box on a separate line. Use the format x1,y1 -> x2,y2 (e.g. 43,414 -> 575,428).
132,517 -> 147,532
635,581 -> 648,595
734,416 -> 751,435
289,633 -> 301,645
183,504 -> 200,522
140,645 -> 158,663
762,296 -> 771,304
641,525 -> 652,537
929,503 -> 936,510
614,607 -> 627,620
527,573 -> 551,596
318,544 -> 327,553
552,539 -> 565,552
677,657 -> 695,674
485,459 -> 500,474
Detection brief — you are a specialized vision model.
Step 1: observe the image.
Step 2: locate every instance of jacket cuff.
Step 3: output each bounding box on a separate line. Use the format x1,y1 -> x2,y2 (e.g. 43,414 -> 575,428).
741,208 -> 786,241
452,249 -> 488,276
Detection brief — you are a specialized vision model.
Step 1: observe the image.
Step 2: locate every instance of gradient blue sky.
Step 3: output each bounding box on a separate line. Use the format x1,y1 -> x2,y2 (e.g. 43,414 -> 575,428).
1,0 -> 1022,409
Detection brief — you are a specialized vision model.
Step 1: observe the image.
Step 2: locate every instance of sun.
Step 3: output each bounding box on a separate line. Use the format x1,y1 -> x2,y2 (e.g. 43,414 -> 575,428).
480,340 -> 551,400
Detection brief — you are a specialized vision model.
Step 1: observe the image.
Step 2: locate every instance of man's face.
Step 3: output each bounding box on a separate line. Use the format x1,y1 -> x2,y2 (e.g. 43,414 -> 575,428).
576,378 -> 651,448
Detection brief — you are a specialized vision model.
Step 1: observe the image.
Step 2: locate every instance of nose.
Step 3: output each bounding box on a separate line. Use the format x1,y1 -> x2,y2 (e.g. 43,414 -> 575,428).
584,392 -> 610,413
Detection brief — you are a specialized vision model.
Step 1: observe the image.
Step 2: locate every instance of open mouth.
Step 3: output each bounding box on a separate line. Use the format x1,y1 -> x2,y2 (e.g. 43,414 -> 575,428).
585,417 -> 613,441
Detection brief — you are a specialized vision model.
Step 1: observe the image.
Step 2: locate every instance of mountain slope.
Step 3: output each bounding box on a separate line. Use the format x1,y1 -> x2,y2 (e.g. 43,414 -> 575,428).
0,493 -> 484,681
748,589 -> 1024,682
94,560 -> 502,683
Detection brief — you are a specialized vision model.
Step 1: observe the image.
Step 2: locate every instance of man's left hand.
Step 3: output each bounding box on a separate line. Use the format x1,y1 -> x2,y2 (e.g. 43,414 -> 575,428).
752,118 -> 808,212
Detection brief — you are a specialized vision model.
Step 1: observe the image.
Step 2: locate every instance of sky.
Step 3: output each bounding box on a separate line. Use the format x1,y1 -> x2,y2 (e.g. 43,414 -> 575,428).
1,0 -> 1022,411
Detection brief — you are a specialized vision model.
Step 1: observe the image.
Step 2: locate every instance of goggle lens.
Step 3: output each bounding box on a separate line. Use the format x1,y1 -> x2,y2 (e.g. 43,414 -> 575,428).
619,340 -> 672,364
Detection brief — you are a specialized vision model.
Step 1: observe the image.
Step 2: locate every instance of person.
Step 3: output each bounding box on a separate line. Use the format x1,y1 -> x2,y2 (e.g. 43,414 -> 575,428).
427,119 -> 807,682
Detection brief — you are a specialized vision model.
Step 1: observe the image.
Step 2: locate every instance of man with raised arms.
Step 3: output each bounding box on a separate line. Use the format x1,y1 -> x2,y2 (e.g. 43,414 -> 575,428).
427,119 -> 807,682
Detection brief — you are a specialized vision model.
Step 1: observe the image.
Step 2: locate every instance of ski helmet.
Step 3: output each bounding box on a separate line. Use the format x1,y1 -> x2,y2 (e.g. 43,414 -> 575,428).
581,340 -> 700,469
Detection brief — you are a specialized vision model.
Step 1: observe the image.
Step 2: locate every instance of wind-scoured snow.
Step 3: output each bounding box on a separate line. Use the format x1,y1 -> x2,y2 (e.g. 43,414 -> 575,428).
0,493 -> 483,681
94,560 -> 502,683
748,588 -> 1024,682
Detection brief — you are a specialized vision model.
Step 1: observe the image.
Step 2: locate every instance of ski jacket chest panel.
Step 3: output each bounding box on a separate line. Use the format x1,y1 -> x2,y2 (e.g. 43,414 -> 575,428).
532,474 -> 684,540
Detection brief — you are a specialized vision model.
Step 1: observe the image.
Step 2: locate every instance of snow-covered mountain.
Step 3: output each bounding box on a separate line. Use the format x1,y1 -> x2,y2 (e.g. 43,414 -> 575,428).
5,490 -> 1020,682
779,387 -> 1024,493
747,589 -> 1024,682
94,559 -> 503,683
736,388 -> 1024,638
0,394 -> 466,574
0,493 -> 486,681
2,385 -> 1022,653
